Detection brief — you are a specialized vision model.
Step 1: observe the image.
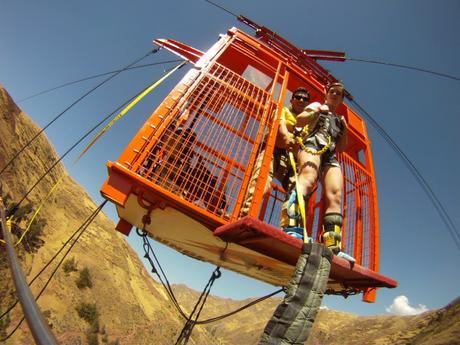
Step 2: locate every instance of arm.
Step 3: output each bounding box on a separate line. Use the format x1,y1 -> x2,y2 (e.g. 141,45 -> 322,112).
276,117 -> 294,149
295,102 -> 325,131
295,109 -> 318,129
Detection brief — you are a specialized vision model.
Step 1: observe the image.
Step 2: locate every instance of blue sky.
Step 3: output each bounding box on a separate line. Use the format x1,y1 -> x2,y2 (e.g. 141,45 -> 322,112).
1,0 -> 459,317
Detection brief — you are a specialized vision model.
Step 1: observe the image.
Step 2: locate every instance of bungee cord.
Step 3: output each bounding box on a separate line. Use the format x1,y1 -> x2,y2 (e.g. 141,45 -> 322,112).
350,99 -> 460,252
0,201 -> 107,342
9,61 -> 185,213
0,48 -> 160,177
17,59 -> 184,103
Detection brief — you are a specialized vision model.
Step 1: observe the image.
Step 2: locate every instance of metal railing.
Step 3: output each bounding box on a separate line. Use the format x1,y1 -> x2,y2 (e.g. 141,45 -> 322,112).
0,197 -> 58,345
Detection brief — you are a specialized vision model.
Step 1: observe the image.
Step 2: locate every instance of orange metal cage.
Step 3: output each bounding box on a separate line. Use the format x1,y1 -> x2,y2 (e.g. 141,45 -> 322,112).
101,26 -> 395,301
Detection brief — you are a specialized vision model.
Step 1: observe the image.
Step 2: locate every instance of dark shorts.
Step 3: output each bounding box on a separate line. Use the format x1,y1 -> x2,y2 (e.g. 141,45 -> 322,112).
302,143 -> 341,169
273,147 -> 295,190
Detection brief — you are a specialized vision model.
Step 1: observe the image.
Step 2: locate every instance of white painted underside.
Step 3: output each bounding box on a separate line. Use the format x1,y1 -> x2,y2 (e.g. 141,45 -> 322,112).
117,194 -> 341,289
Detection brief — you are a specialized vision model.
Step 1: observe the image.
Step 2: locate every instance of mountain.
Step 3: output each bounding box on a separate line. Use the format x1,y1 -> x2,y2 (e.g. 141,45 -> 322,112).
1,84 -> 459,345
0,85 -> 220,344
172,285 -> 460,345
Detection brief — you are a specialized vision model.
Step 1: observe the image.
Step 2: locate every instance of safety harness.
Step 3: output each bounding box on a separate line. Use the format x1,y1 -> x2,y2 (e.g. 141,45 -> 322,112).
259,113 -> 348,345
259,243 -> 333,345
284,119 -> 333,244
285,114 -> 356,262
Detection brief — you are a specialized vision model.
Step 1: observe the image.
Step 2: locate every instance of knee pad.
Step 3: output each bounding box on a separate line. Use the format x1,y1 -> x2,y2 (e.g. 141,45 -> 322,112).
321,213 -> 343,254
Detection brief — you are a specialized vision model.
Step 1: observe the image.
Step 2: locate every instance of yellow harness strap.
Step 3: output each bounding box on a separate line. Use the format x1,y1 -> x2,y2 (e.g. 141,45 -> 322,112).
288,151 -> 310,244
16,175 -> 66,246
75,60 -> 188,162
286,121 -> 332,243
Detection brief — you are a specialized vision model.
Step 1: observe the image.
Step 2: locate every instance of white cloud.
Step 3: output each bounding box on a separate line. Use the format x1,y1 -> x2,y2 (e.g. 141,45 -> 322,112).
386,295 -> 428,316
319,305 -> 329,310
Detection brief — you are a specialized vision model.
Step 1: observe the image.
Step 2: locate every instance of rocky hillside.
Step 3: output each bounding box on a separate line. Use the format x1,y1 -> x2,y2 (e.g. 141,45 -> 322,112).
0,85 -> 221,345
173,285 -> 460,345
307,297 -> 460,345
1,84 -> 459,345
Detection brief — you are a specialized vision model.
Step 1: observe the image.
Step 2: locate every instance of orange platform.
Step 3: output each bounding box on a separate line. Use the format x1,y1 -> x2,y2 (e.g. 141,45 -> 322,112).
101,22 -> 397,303
214,216 -> 397,292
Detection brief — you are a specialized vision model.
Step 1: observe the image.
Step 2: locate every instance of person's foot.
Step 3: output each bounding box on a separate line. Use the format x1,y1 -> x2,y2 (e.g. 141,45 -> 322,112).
337,251 -> 356,262
282,226 -> 303,240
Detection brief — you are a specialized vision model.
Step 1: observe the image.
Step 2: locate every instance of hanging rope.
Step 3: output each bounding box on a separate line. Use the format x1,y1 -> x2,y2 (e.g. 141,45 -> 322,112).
0,176 -> 64,246
9,62 -> 186,214
0,48 -> 160,177
0,200 -> 106,342
0,196 -> 58,345
175,267 -> 221,345
196,287 -> 284,324
350,99 -> 460,251
0,201 -> 106,325
75,60 -> 188,162
137,228 -> 188,318
3,175 -> 66,247
136,229 -> 284,334
1,58 -> 185,241
17,59 -> 183,103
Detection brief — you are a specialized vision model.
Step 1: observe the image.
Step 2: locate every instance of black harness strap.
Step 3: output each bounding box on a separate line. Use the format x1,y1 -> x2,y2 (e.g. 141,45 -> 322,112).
260,243 -> 332,344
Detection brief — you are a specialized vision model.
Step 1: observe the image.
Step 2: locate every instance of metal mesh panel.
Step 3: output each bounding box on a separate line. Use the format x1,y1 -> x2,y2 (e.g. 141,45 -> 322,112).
340,153 -> 373,266
136,62 -> 273,219
260,184 -> 284,225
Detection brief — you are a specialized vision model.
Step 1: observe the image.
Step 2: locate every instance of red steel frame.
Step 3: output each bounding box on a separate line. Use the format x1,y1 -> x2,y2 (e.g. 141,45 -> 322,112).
101,25 -> 395,302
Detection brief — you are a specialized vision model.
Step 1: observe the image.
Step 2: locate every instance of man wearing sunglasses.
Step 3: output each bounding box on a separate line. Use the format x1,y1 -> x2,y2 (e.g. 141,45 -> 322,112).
241,87 -> 311,216
282,83 -> 352,261
277,87 -> 312,152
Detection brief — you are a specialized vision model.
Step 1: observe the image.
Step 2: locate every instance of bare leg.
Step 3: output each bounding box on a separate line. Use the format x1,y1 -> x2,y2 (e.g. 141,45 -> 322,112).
321,165 -> 343,214
280,150 -> 320,230
321,165 -> 348,256
296,150 -> 321,197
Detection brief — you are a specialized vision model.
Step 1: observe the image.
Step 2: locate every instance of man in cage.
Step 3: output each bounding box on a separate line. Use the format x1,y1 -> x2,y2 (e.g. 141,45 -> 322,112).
259,83 -> 351,345
240,87 -> 311,217
283,82 -> 349,256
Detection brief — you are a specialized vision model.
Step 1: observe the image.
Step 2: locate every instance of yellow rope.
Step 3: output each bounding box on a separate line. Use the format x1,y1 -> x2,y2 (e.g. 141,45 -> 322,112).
14,175 -> 66,247
296,134 -> 331,156
288,151 -> 310,244
74,60 -> 188,163
1,62 -> 188,246
0,175 -> 66,246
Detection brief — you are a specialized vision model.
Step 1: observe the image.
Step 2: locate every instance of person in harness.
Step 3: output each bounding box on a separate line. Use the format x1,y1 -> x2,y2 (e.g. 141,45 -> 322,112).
240,87 -> 310,216
282,82 -> 351,259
